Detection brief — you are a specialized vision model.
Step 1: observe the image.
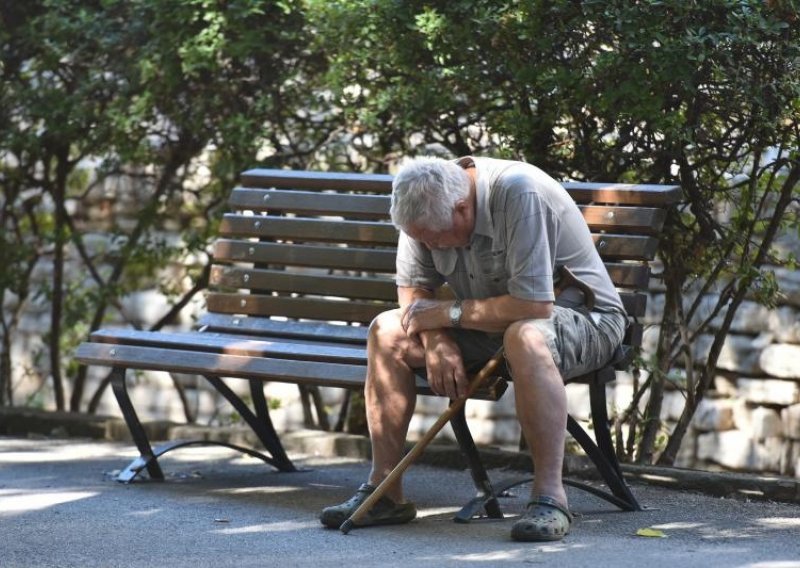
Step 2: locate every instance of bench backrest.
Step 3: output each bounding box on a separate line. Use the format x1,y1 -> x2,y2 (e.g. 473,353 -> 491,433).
204,168 -> 680,350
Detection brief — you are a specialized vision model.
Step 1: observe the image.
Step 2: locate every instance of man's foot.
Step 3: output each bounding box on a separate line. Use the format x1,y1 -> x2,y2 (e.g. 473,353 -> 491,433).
510,495 -> 572,542
319,483 -> 417,529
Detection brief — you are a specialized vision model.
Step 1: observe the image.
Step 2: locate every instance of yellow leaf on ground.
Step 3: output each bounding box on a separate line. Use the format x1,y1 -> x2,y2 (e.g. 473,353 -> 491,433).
636,527 -> 667,538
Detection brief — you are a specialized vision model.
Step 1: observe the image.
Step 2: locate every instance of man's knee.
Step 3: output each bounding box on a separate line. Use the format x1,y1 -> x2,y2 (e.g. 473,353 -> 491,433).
503,320 -> 550,356
368,309 -> 407,352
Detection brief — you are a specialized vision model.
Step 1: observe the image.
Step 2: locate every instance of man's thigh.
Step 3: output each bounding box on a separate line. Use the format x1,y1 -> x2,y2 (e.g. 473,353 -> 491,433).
524,307 -> 625,379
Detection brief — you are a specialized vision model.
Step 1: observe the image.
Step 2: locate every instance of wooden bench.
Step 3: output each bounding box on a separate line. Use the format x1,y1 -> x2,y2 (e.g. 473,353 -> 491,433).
75,167 -> 680,520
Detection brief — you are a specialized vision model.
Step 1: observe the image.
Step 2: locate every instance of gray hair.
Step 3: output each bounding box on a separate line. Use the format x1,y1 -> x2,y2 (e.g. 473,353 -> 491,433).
390,156 -> 471,231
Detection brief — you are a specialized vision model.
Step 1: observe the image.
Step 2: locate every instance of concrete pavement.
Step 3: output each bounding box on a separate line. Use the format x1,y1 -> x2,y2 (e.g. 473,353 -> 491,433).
2,435 -> 800,568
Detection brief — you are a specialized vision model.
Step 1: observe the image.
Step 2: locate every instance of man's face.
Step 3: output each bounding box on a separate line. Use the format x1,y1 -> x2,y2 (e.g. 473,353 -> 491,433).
404,200 -> 472,250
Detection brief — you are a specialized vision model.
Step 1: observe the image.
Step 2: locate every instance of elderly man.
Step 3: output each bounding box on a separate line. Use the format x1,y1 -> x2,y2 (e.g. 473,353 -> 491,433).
320,156 -> 627,541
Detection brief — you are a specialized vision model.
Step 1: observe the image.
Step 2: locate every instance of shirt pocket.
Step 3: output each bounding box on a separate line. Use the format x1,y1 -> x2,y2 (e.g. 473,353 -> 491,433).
477,248 -> 507,282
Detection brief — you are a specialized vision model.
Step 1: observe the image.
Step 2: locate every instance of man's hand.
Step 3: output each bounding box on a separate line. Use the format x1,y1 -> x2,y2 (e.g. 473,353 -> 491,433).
400,299 -> 449,336
422,332 -> 468,399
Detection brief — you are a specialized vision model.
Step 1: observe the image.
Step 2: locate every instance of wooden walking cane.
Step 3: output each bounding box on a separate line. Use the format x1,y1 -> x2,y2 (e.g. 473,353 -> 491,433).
339,266 -> 594,534
339,347 -> 506,534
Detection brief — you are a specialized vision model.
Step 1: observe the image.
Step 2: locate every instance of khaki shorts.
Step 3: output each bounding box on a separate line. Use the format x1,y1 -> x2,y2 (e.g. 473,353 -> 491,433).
448,307 -> 627,380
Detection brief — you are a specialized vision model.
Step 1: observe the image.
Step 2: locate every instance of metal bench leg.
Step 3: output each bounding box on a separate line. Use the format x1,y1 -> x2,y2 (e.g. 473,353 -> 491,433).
111,369 -> 298,482
205,376 -> 297,473
110,366 -> 165,482
586,380 -> 641,510
449,404 -> 504,522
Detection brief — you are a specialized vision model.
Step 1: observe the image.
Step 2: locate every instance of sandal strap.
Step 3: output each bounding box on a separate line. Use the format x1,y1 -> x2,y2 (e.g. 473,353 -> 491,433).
527,495 -> 573,522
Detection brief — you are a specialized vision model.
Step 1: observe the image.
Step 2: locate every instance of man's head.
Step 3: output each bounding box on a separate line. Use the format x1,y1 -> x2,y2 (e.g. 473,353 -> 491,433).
390,157 -> 473,249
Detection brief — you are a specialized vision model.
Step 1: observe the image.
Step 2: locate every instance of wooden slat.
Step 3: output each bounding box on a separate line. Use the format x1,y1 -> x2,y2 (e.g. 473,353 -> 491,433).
240,168 -> 393,193
220,206 -> 664,241
219,214 -> 398,245
580,205 -> 666,234
76,342 -> 370,389
240,168 -> 681,205
75,342 -> 503,400
89,329 -> 368,364
593,234 -> 658,261
229,189 -> 389,219
228,188 -> 670,233
196,313 -> 369,343
619,292 -> 647,318
210,266 -> 397,301
212,240 -> 397,272
604,263 -> 650,290
207,293 -> 390,324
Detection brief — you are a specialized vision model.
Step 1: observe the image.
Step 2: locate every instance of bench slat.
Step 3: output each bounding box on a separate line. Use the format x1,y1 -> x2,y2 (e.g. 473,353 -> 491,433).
196,313 -> 369,343
211,266 -> 397,301
207,293 -> 388,324
219,214 -> 398,245
89,329 -> 368,363
75,342 -> 504,400
593,234 -> 658,261
240,168 -> 682,206
212,240 -> 397,272
212,262 -> 649,294
220,205 -> 665,238
229,189 -> 389,220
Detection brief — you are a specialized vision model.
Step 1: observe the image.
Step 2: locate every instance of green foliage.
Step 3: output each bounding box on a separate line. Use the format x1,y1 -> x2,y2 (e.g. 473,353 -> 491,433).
308,0 -> 800,462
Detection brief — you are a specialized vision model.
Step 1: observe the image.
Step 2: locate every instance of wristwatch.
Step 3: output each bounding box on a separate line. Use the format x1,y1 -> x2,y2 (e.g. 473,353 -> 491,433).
449,299 -> 463,328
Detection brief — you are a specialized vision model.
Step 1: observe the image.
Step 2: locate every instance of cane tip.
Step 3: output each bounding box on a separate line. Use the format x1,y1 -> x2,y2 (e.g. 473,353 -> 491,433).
339,519 -> 354,534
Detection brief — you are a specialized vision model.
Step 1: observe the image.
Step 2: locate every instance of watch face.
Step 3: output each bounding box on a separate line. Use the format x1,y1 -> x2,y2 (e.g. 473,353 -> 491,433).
450,302 -> 462,326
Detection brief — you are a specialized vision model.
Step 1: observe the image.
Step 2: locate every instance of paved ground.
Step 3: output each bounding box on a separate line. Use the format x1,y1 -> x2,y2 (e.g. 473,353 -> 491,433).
1,435 -> 799,568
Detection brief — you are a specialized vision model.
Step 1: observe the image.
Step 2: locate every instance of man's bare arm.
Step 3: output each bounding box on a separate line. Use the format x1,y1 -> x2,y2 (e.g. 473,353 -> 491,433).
401,293 -> 553,336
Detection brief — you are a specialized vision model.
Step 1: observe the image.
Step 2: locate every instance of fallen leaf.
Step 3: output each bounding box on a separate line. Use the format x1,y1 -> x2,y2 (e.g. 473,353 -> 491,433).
636,527 -> 667,538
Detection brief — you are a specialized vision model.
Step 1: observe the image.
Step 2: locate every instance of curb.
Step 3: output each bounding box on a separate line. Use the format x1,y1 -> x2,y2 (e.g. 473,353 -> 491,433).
2,406 -> 798,504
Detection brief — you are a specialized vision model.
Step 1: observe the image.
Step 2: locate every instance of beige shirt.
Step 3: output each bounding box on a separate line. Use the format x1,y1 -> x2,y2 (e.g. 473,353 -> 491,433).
395,157 -> 625,314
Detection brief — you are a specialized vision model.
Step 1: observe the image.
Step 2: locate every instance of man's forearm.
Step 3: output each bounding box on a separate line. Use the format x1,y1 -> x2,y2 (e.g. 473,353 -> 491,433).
398,287 -> 552,335
458,295 -> 552,333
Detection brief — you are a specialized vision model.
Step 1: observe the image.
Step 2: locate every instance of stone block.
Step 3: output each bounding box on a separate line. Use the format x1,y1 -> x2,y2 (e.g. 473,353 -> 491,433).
731,399 -> 752,432
779,440 -> 800,476
692,399 -> 735,432
774,266 -> 800,308
565,384 -> 591,422
644,293 -> 665,325
737,377 -> 799,406
713,375 -> 739,397
692,334 -> 763,375
748,406 -> 783,440
465,417 -> 521,446
696,430 -> 783,472
689,295 -> 771,334
661,391 -> 687,422
781,404 -> 800,440
465,388 -> 517,419
759,344 -> 800,379
769,306 -> 800,343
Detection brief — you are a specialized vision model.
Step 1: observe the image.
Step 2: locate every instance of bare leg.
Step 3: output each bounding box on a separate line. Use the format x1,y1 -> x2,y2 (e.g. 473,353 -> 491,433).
504,320 -> 568,507
365,310 -> 425,503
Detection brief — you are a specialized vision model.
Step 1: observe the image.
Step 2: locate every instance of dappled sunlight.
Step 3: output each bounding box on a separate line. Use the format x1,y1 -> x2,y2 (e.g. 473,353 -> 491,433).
213,519 -> 317,534
210,485 -> 300,497
0,489 -> 97,514
651,521 -> 705,530
0,442 -> 130,464
127,509 -> 164,517
755,517 -> 800,529
436,542 -> 585,563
